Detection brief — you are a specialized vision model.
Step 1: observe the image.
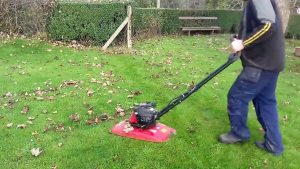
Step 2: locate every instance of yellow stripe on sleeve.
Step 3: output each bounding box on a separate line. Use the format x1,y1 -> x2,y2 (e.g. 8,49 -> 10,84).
243,23 -> 271,46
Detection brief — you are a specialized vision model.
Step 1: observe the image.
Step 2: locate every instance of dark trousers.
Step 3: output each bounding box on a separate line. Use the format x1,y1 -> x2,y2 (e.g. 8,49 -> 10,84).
228,67 -> 284,154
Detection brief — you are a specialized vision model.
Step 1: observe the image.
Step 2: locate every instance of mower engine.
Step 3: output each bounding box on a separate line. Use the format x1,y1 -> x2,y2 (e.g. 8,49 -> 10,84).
129,102 -> 158,129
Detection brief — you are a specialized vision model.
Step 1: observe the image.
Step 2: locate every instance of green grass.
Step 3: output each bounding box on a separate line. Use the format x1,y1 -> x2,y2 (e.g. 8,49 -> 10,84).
0,35 -> 300,169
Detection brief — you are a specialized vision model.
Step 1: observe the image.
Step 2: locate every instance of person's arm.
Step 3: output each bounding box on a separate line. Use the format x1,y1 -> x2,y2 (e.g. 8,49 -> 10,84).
243,0 -> 277,48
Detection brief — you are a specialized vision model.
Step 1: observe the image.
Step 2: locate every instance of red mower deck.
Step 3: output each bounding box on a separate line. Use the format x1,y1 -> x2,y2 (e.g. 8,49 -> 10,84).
111,121 -> 176,142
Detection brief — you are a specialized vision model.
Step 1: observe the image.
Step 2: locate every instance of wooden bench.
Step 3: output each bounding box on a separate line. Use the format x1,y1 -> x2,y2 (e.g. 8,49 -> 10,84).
179,16 -> 221,36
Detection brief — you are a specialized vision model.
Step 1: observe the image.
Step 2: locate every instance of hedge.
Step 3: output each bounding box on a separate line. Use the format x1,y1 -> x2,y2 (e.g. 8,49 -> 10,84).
133,8 -> 242,36
46,3 -> 300,44
286,14 -> 300,39
47,2 -> 131,44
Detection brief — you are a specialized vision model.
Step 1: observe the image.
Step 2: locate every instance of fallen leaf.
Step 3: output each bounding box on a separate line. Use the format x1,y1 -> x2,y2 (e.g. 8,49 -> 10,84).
86,117 -> 101,125
32,131 -> 39,136
69,113 -> 80,122
123,121 -> 134,133
115,105 -> 126,117
127,94 -> 134,99
28,117 -> 35,120
283,115 -> 288,121
87,107 -> 93,115
107,100 -> 112,104
26,121 -> 33,125
99,113 -> 112,121
31,148 -> 42,157
55,123 -> 65,131
90,78 -> 97,83
21,106 -> 29,114
4,92 -> 13,98
6,123 -> 13,128
17,124 -> 27,129
87,89 -> 94,97
131,90 -> 142,96
60,80 -> 78,88
35,97 -> 44,101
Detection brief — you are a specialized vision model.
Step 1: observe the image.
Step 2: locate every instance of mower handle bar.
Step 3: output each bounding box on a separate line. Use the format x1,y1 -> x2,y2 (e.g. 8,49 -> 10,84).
156,53 -> 240,119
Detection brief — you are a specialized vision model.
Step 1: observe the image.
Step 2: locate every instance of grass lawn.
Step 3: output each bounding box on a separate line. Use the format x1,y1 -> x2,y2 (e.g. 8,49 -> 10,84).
0,35 -> 300,169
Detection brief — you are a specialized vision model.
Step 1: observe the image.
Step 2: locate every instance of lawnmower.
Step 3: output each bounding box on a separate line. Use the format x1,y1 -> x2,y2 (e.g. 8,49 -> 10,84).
111,53 -> 240,142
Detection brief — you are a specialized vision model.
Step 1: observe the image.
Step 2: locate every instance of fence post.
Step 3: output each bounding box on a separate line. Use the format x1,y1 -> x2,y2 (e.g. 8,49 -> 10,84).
127,6 -> 132,49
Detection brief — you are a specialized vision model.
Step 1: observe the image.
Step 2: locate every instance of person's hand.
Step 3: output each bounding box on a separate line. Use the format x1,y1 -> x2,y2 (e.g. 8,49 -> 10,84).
230,34 -> 238,42
231,39 -> 244,53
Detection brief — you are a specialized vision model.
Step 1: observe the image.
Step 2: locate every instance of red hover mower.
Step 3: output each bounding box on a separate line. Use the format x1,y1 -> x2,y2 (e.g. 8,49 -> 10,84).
112,53 -> 239,142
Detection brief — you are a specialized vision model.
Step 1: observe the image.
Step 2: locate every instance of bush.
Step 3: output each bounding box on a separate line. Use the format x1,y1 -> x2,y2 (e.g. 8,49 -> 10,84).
133,8 -> 242,36
46,4 -> 300,44
47,2 -> 131,44
0,0 -> 56,36
286,14 -> 300,39
134,0 -> 156,8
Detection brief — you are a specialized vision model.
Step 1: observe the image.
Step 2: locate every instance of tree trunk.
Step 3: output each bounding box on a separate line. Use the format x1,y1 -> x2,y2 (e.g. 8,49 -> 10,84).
274,0 -> 290,33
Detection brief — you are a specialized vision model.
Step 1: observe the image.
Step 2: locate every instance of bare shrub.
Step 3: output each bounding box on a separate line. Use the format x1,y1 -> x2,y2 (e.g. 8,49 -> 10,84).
0,0 -> 57,36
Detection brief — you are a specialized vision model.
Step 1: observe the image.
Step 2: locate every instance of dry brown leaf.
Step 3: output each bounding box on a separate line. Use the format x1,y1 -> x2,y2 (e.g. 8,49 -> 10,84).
6,123 -> 13,128
28,117 -> 35,121
127,94 -> 134,99
69,113 -> 80,122
98,113 -> 113,121
4,92 -> 13,98
60,80 -> 78,88
283,115 -> 288,121
123,121 -> 134,133
26,121 -> 33,125
115,105 -> 126,117
86,117 -> 101,125
31,148 -> 42,157
87,89 -> 94,97
55,123 -> 65,131
131,90 -> 142,96
51,165 -> 58,169
45,96 -> 55,101
35,90 -> 45,96
17,124 -> 27,129
90,78 -> 97,83
21,106 -> 29,114
32,131 -> 39,136
87,107 -> 93,115
35,97 -> 44,101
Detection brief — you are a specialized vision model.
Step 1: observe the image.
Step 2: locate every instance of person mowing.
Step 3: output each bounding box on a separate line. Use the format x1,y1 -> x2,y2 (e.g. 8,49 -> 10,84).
218,0 -> 285,156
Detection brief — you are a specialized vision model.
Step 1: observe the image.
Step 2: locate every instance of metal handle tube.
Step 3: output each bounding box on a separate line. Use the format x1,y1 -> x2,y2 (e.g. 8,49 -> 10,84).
156,53 -> 239,119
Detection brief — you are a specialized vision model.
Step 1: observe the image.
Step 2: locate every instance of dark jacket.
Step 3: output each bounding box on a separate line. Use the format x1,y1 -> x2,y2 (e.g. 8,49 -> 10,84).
238,0 -> 285,72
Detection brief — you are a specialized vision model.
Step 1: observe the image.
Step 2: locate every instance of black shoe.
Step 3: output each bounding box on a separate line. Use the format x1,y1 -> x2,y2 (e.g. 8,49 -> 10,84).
255,141 -> 282,156
218,132 -> 245,144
